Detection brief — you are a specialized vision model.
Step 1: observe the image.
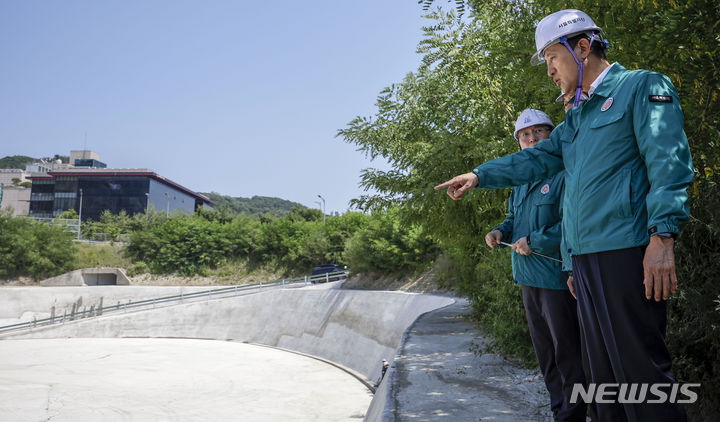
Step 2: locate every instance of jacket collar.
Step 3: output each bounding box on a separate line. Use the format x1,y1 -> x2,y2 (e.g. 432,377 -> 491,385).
592,62 -> 626,98
554,62 -> 624,106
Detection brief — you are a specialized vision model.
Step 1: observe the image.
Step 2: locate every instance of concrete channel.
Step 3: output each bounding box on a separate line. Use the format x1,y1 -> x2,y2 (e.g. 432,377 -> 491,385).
0,281 -> 455,421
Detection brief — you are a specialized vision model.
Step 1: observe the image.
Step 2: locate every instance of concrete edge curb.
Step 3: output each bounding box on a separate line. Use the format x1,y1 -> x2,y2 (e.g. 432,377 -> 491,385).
368,297 -> 460,422
247,342 -> 377,393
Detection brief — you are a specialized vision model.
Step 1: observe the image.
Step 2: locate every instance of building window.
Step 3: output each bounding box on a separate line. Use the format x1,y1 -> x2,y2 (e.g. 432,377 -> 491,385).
31,193 -> 54,201
55,192 -> 77,198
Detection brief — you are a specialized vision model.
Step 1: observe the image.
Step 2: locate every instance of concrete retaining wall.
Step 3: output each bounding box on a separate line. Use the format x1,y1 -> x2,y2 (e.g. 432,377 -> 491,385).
0,286 -> 216,325
1,287 -> 454,384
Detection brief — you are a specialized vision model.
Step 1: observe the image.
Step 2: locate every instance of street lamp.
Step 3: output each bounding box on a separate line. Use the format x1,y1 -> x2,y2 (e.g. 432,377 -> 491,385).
77,188 -> 83,240
164,192 -> 169,217
317,194 -> 325,224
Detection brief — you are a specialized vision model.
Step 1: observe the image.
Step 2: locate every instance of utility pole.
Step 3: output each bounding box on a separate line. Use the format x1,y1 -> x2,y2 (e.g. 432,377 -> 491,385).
145,193 -> 151,223
77,188 -> 83,240
317,194 -> 325,224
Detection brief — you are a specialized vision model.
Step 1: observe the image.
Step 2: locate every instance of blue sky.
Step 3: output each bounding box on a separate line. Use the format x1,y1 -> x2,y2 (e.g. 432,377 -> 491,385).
0,1 -> 434,214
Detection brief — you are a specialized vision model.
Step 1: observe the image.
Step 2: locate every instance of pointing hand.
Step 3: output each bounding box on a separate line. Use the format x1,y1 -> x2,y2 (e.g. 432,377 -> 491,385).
434,172 -> 479,200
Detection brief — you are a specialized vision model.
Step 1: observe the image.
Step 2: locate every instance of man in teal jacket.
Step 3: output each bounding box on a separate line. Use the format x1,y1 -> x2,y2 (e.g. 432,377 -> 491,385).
486,108 -> 586,421
435,9 -> 693,422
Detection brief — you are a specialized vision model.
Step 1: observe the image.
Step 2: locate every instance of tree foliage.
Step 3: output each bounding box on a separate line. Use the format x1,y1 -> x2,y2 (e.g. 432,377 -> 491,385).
122,209 -> 433,278
83,209 -> 166,241
419,0 -> 467,17
127,215 -> 233,276
0,211 -> 77,279
0,155 -> 36,169
343,208 -> 439,275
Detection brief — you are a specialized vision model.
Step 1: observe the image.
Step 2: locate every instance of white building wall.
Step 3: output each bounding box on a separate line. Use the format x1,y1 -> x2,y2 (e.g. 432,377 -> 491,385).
147,179 -> 195,215
0,169 -> 27,185
70,150 -> 100,163
0,187 -> 31,216
25,162 -> 54,173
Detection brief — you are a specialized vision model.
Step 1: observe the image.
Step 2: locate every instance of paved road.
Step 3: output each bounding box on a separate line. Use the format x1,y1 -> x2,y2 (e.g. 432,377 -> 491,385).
389,299 -> 553,421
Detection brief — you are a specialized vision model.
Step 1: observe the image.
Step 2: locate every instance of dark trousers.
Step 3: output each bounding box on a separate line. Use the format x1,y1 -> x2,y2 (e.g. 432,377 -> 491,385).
572,247 -> 686,422
522,285 -> 587,422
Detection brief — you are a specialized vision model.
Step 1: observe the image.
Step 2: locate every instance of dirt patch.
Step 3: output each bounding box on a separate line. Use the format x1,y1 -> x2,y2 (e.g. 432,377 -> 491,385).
3,268 -> 286,287
127,274 -> 222,286
342,272 -> 440,293
342,257 -> 454,293
127,269 -> 286,286
0,277 -> 37,286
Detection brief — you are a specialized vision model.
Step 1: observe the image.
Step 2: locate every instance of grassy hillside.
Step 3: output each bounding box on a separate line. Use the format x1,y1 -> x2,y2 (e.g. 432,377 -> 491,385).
74,242 -> 132,269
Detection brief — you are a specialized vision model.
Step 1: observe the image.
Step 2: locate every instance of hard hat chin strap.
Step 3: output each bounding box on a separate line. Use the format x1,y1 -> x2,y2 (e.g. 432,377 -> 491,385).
559,33 -> 596,107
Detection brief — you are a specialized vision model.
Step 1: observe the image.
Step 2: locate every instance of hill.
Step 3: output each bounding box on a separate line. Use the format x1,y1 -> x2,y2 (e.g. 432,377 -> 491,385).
201,192 -> 306,217
0,154 -> 70,170
0,155 -> 36,169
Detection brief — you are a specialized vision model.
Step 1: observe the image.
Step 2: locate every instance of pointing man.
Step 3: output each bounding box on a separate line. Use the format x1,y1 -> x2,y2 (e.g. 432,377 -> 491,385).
436,9 -> 693,422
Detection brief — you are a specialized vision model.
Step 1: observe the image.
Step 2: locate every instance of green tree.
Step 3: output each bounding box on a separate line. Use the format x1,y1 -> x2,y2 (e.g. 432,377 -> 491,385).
338,7 -> 533,357
324,212 -> 372,264
57,209 -> 79,220
343,208 -> 439,276
127,215 -> 232,275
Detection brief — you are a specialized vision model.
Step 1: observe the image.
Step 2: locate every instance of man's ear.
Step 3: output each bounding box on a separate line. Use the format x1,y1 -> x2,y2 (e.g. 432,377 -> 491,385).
575,38 -> 591,61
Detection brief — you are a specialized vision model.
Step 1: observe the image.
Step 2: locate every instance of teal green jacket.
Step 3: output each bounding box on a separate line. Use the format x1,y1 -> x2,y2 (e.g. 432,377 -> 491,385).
494,171 -> 567,290
473,63 -> 694,255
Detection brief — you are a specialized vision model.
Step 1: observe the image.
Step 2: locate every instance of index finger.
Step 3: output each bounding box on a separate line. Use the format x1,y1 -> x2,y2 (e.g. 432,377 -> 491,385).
434,180 -> 455,190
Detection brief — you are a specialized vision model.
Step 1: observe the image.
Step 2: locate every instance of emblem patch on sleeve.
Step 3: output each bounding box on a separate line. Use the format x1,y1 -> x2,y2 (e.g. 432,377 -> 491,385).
649,95 -> 673,103
541,184 -> 550,194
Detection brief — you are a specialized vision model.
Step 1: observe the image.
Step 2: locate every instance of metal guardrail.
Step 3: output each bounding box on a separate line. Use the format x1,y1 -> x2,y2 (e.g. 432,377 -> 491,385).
0,271 -> 349,335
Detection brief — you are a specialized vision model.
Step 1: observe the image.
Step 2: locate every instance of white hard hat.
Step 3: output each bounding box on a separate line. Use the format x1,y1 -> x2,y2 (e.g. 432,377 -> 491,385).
514,109 -> 554,140
530,9 -> 603,65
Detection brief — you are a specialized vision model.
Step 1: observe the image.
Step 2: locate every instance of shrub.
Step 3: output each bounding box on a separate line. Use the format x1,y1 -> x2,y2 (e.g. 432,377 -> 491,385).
127,216 -> 232,275
126,261 -> 149,277
343,208 -> 439,276
0,212 -> 76,280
